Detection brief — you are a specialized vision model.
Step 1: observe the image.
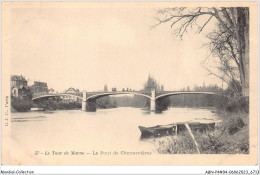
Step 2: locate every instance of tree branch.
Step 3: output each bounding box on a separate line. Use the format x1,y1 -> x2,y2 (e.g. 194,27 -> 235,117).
198,16 -> 213,33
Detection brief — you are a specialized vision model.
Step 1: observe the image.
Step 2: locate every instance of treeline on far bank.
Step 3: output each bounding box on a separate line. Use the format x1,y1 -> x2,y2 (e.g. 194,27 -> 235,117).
108,85 -> 248,113
11,96 -> 118,112
11,97 -> 82,112
108,77 -> 249,113
169,94 -> 248,113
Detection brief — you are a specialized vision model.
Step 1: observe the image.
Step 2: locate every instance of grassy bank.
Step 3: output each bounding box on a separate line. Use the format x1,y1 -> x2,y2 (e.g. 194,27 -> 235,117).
155,111 -> 249,154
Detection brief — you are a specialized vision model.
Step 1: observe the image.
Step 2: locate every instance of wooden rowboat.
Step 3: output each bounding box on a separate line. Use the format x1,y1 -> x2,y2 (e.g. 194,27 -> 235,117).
139,124 -> 177,137
139,122 -> 215,137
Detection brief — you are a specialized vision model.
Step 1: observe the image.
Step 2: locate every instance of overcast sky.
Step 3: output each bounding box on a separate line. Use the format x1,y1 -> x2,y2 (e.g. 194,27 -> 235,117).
8,4 -> 222,92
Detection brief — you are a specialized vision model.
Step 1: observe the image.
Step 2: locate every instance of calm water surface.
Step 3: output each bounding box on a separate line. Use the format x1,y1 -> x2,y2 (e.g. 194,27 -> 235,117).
11,107 -> 220,157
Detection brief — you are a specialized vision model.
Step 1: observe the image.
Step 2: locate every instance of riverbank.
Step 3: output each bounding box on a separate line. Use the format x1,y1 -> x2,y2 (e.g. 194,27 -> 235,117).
154,111 -> 249,154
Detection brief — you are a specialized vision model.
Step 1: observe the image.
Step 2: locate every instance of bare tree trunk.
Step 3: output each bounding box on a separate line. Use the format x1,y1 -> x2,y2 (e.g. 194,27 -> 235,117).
237,7 -> 249,97
154,8 -> 250,97
243,8 -> 249,97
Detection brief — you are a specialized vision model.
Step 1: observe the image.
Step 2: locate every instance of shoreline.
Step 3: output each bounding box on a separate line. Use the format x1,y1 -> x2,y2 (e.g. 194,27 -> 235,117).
153,110 -> 249,154
12,106 -> 217,113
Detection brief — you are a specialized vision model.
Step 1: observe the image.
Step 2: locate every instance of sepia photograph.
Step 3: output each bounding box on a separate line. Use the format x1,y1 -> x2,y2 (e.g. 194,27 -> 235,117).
1,1 -> 258,169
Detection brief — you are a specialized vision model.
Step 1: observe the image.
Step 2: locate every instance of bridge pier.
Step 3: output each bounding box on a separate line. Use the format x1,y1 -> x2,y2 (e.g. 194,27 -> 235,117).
82,91 -> 87,111
82,92 -> 96,112
150,90 -> 156,111
82,101 -> 87,111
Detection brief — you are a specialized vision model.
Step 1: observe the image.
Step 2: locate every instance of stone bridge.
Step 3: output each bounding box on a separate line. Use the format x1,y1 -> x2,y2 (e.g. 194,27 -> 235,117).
32,90 -> 223,112
83,90 -> 222,111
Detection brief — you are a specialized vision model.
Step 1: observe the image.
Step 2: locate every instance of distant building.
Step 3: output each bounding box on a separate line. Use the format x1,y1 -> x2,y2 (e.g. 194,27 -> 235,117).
161,85 -> 164,91
48,88 -> 55,94
28,80 -> 48,95
11,75 -> 27,87
10,75 -> 31,100
60,87 -> 81,103
64,87 -> 80,94
104,85 -> 108,92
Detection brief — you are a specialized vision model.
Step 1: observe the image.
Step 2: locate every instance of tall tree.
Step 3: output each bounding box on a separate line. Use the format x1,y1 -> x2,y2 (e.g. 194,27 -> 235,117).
154,7 -> 249,97
143,75 -> 170,111
144,74 -> 160,91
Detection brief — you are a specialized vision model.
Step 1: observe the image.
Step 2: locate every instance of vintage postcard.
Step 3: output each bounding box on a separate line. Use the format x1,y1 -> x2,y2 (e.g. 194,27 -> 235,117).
1,1 -> 258,166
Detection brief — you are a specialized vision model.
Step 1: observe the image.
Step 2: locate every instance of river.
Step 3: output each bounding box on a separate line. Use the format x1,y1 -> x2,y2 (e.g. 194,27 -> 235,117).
9,107 -> 220,164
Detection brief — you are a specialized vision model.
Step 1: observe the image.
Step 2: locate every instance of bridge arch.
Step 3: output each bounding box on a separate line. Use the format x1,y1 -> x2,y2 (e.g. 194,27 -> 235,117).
155,91 -> 223,100
32,93 -> 83,101
86,92 -> 152,101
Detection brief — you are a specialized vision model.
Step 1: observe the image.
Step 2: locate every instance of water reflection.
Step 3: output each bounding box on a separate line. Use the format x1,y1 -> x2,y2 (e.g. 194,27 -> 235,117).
10,107 -> 220,156
11,116 -> 46,122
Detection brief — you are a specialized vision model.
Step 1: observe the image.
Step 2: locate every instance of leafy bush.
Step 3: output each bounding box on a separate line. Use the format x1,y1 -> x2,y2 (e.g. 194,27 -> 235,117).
226,97 -> 249,113
11,97 -> 32,112
215,96 -> 229,110
35,100 -> 81,110
227,117 -> 245,135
